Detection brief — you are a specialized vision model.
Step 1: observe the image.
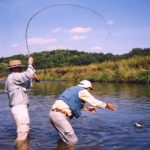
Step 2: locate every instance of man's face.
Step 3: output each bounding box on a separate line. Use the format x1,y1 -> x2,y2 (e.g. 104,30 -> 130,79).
10,67 -> 22,72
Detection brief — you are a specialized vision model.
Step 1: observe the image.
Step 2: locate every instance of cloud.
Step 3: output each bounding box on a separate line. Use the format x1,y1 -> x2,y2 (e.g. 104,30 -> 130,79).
51,27 -> 92,34
69,27 -> 92,34
71,35 -> 87,40
91,46 -> 102,51
107,20 -> 115,25
28,37 -> 57,45
11,43 -> 19,48
52,27 -> 63,33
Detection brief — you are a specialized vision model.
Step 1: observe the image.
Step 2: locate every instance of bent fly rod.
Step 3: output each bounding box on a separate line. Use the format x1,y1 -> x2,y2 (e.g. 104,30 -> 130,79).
25,3 -> 111,82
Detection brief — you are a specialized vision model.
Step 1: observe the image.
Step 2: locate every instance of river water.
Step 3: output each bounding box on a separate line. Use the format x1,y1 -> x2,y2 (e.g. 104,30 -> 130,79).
0,81 -> 150,150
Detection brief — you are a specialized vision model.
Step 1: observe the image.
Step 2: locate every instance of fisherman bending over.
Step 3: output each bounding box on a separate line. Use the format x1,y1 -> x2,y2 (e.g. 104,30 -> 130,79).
49,80 -> 117,145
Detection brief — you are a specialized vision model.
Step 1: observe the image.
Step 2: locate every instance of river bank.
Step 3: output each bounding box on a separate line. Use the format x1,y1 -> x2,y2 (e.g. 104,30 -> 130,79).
36,55 -> 150,84
1,55 -> 149,84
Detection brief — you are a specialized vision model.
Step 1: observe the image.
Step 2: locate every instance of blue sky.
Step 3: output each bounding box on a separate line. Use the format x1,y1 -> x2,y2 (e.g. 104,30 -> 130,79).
0,0 -> 150,57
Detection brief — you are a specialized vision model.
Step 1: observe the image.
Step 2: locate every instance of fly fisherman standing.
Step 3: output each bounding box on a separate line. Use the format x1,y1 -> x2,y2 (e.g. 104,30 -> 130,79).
49,80 -> 117,145
5,56 -> 36,143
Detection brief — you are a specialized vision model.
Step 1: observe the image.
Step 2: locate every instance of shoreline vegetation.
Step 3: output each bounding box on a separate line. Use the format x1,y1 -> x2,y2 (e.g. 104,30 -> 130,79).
0,48 -> 150,84
37,55 -> 150,84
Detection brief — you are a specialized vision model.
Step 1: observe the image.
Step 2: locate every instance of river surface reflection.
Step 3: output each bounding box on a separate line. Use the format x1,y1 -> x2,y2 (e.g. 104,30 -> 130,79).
0,81 -> 150,150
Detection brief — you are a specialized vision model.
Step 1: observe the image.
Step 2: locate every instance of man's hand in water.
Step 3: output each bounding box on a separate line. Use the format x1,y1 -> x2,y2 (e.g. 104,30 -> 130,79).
83,106 -> 97,112
106,103 -> 117,111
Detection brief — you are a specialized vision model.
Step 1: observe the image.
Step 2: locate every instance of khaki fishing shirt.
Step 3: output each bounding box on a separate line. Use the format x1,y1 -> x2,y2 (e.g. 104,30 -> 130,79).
5,65 -> 35,107
51,88 -> 107,117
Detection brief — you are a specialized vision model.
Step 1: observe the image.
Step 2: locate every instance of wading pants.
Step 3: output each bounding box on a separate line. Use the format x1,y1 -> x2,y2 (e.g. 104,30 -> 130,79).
49,111 -> 78,145
11,104 -> 30,141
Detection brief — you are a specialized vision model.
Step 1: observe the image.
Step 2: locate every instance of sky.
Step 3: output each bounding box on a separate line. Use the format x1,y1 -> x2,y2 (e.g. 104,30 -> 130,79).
0,0 -> 150,57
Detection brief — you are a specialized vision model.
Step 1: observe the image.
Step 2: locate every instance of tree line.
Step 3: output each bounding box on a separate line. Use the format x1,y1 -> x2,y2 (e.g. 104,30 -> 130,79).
0,48 -> 150,82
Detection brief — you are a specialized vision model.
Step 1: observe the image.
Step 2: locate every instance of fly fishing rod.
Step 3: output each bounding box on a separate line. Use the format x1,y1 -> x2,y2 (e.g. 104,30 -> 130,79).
25,3 -> 110,54
25,3 -> 111,82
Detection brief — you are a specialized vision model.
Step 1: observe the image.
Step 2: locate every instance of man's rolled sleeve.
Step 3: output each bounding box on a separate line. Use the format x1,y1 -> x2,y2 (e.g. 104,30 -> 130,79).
28,65 -> 35,72
14,65 -> 35,84
78,90 -> 107,108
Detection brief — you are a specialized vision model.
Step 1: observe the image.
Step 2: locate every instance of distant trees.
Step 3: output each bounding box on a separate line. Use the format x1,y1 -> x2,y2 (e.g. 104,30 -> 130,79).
0,63 -> 7,78
0,48 -> 149,83
120,48 -> 150,58
0,48 -> 149,70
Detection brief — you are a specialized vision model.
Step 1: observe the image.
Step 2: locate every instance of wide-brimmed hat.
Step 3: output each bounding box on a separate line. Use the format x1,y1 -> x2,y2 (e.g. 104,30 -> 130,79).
78,80 -> 94,90
8,60 -> 24,68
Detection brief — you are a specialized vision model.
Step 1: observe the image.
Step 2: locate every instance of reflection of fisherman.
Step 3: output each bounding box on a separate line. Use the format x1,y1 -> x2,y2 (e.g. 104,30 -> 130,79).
15,138 -> 30,150
5,57 -> 35,142
56,139 -> 74,150
49,80 -> 117,145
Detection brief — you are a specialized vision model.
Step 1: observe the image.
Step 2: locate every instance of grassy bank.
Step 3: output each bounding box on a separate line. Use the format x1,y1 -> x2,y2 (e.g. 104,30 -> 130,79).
37,55 -> 150,84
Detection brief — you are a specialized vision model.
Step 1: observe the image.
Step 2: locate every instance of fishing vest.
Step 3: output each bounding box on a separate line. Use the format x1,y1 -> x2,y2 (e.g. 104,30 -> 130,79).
58,86 -> 85,118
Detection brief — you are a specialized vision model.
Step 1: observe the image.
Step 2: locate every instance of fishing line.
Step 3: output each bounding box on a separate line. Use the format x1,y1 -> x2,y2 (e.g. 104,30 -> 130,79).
25,3 -> 111,55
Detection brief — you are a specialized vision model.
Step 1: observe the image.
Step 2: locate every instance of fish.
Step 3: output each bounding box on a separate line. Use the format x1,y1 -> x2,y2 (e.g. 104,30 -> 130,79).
134,122 -> 145,128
